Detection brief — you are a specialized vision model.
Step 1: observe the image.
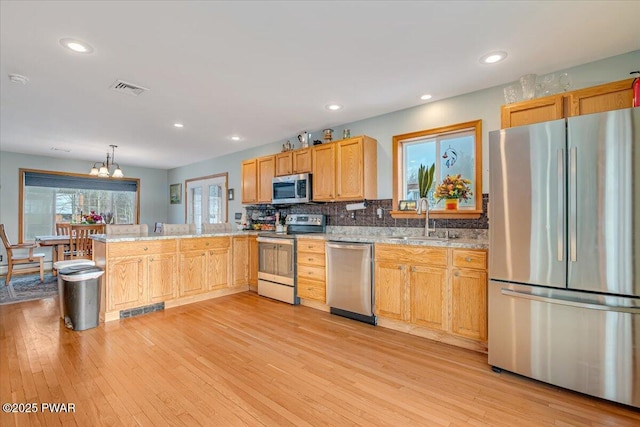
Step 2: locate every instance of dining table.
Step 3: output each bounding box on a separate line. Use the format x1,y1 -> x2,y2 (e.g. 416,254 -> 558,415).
35,223 -> 105,276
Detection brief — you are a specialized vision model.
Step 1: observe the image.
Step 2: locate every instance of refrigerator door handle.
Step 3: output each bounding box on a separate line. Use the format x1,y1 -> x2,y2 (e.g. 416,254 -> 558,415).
500,289 -> 639,314
568,146 -> 578,262
557,149 -> 564,262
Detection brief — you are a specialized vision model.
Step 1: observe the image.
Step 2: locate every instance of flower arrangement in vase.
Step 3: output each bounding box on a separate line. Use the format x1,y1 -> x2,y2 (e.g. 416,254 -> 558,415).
434,174 -> 472,210
83,210 -> 103,224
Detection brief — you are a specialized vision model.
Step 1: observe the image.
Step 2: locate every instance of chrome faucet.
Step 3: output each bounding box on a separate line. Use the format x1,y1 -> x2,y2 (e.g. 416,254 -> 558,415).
416,197 -> 435,236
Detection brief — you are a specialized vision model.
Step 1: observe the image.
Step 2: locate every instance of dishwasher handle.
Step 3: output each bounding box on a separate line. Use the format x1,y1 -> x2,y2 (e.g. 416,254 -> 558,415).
326,241 -> 371,251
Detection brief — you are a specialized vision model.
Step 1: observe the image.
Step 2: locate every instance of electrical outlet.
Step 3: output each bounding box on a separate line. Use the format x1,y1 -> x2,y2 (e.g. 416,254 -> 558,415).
0,254 -> 3,262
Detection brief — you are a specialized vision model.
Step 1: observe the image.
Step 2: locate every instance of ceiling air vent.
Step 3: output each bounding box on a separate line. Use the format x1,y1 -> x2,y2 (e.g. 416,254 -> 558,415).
109,79 -> 149,96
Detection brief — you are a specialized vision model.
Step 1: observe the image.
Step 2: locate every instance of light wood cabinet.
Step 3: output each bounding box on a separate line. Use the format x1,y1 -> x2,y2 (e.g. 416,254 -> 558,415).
296,238 -> 326,302
312,135 -> 377,202
450,249 -> 487,341
106,240 -> 179,311
292,148 -> 312,173
257,156 -> 275,203
179,237 -> 231,296
179,249 -> 208,297
232,236 -> 249,287
501,78 -> 634,129
374,244 -> 487,350
311,143 -> 336,200
207,246 -> 230,291
375,245 -> 447,325
241,159 -> 257,204
567,79 -> 633,117
241,155 -> 275,203
374,261 -> 408,320
148,253 -> 179,303
248,235 -> 258,287
275,152 -> 293,176
410,265 -> 448,331
501,94 -> 564,129
96,235 -> 247,323
108,255 -> 146,311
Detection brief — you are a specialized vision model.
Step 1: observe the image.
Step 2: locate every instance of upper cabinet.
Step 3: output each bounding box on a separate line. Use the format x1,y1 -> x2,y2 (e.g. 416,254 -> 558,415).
312,135 -> 377,202
292,148 -> 312,174
241,136 -> 377,204
567,79 -> 634,117
501,78 -> 634,129
241,155 -> 275,204
275,152 -> 293,176
241,159 -> 257,204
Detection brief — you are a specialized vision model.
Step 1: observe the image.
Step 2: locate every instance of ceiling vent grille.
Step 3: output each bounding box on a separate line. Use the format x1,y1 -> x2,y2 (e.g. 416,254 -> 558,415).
109,79 -> 149,96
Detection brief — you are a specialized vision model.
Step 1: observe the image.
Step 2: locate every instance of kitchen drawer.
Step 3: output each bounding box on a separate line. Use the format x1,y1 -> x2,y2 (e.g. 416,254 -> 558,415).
452,249 -> 487,270
108,239 -> 178,258
297,277 -> 326,302
180,237 -> 230,252
297,239 -> 326,254
375,244 -> 447,267
297,251 -> 325,266
297,264 -> 326,282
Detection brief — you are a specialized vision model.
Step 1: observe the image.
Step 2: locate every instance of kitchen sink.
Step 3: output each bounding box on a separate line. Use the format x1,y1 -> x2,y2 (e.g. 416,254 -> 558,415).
383,236 -> 448,242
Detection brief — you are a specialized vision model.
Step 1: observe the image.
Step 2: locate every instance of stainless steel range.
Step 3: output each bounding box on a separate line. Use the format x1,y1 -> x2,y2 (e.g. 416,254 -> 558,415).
256,214 -> 325,304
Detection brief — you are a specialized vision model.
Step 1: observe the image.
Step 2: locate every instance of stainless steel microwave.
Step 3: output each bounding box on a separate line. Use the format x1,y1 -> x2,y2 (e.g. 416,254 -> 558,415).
272,173 -> 311,204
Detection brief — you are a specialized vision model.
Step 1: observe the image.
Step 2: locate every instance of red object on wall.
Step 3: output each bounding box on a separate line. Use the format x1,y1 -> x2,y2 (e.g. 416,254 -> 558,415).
632,71 -> 640,108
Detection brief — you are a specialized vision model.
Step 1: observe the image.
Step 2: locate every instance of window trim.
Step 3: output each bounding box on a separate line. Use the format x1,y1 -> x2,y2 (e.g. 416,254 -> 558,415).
391,120 -> 483,219
184,172 -> 229,227
19,168 -> 141,243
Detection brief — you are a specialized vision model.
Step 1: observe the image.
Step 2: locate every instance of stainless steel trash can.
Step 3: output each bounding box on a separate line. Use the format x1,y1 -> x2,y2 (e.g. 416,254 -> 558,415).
59,265 -> 104,331
54,260 -> 96,319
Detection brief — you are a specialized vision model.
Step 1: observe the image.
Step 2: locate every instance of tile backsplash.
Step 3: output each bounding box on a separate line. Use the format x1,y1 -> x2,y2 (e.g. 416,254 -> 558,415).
245,194 -> 489,230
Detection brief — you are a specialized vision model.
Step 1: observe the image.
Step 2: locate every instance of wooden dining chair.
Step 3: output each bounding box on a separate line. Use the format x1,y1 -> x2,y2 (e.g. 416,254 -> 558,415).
55,223 -> 72,236
0,224 -> 45,286
69,224 -> 103,259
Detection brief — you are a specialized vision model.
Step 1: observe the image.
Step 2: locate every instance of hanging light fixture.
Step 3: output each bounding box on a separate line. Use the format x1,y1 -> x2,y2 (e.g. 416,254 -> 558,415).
89,145 -> 124,178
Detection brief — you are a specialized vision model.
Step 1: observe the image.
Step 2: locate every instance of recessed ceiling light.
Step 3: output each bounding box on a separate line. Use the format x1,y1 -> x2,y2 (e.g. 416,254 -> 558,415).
173,123 -> 184,128
8,74 -> 28,84
59,38 -> 94,54
325,104 -> 343,111
231,136 -> 241,141
480,51 -> 507,64
420,94 -> 432,100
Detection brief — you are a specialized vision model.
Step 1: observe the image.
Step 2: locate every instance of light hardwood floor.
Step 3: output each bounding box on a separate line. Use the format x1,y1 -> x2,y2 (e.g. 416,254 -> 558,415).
1,291 -> 638,426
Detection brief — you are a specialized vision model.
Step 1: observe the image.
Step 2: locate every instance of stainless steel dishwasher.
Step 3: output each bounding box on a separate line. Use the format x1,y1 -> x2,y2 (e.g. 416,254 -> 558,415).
326,241 -> 376,325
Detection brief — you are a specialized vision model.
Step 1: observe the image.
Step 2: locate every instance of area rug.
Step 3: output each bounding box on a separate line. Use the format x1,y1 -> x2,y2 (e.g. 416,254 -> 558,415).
0,273 -> 58,305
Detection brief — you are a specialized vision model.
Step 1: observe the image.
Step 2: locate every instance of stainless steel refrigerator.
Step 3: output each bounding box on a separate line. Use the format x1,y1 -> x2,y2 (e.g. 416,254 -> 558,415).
488,107 -> 640,408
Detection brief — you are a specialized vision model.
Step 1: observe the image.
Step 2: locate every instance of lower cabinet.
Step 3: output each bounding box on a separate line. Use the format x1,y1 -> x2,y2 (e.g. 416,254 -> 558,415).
232,236 -> 249,287
374,244 -> 487,350
451,250 -> 488,341
248,235 -> 258,287
148,252 -> 179,303
179,237 -> 231,297
296,238 -> 326,303
106,240 -> 179,311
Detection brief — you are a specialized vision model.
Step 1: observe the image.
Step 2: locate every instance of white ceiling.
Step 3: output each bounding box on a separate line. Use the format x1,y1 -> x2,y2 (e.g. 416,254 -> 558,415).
1,1 -> 638,170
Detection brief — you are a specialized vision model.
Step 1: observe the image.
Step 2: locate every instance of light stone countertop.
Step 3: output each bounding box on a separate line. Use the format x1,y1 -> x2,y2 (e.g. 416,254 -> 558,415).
91,230 -> 488,249
90,231 -> 258,243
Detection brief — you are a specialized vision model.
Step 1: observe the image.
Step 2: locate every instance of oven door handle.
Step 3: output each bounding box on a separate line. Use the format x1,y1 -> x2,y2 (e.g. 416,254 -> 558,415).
257,237 -> 294,245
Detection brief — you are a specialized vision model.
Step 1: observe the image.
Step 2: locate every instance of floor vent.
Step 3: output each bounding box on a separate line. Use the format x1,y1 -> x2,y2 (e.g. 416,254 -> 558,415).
109,79 -> 149,96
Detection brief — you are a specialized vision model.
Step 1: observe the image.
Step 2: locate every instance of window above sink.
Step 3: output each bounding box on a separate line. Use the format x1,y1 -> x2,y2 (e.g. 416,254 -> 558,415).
391,120 -> 483,219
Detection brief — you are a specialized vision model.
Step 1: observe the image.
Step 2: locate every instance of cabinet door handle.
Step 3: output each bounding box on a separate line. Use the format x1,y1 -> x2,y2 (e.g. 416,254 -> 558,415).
138,258 -> 142,263
454,271 -> 460,277
150,257 -> 154,262
399,265 -> 405,270
206,242 -> 210,246
465,257 -> 472,262
411,267 -> 416,272
143,247 -> 148,251
308,257 -> 314,261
